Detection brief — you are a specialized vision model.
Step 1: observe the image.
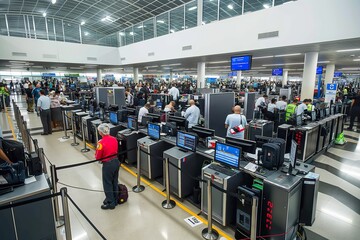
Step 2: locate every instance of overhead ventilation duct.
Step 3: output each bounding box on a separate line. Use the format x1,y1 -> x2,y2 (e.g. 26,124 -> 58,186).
258,31 -> 279,39
12,52 -> 27,57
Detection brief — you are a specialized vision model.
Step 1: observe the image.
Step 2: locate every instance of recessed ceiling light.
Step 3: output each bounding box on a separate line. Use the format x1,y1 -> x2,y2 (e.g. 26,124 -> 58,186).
263,4 -> 270,9
84,32 -> 89,36
156,20 -> 165,24
81,21 -> 85,25
42,12 -> 47,17
129,32 -> 134,35
188,6 -> 197,11
137,25 -> 144,28
101,16 -> 111,22
336,48 -> 360,52
51,0 -> 56,4
161,63 -> 182,67
119,32 -> 125,36
252,56 -> 274,59
353,59 -> 360,61
318,61 -> 330,63
274,53 -> 301,57
144,65 -> 158,68
227,4 -> 234,10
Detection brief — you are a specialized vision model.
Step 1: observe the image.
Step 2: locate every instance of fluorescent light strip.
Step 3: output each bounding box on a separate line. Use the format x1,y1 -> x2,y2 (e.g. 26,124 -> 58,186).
339,67 -> 360,70
144,65 -> 158,68
188,6 -> 197,11
353,59 -> 360,61
207,61 -> 229,64
318,61 -> 330,63
251,67 -> 267,69
262,63 -> 304,67
274,53 -> 301,57
160,63 -> 181,67
336,48 -> 360,52
252,56 -> 274,59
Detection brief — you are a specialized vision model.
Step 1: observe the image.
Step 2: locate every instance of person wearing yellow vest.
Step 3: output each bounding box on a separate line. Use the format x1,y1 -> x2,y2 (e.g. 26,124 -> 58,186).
307,99 -> 315,112
285,99 -> 298,121
343,87 -> 348,95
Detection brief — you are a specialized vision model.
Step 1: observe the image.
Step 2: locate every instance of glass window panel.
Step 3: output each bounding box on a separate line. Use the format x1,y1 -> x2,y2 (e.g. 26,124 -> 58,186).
156,12 -> 169,37
244,0 -> 272,14
63,21 -> 80,43
119,31 -> 126,46
34,16 -> 47,40
185,1 -> 198,29
27,16 -> 36,39
98,33 -> 119,47
0,15 -> 7,36
134,23 -> 143,43
219,0 -> 242,20
125,27 -> 134,45
54,19 -> 64,41
274,0 -> 294,6
7,15 -> 26,38
81,27 -> 103,45
143,18 -> 154,40
170,6 -> 184,33
203,0 -> 218,25
47,18 -> 55,41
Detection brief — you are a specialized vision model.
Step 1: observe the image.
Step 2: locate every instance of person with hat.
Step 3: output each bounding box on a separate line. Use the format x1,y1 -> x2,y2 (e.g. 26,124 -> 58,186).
95,123 -> 120,210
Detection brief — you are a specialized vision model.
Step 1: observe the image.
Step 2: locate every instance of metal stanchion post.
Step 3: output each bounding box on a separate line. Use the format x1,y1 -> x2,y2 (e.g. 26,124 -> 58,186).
202,179 -> 219,240
132,145 -> 145,192
60,188 -> 72,240
162,157 -> 176,209
81,121 -> 90,153
62,110 -> 70,139
50,165 -> 64,227
71,113 -> 79,146
250,196 -> 259,240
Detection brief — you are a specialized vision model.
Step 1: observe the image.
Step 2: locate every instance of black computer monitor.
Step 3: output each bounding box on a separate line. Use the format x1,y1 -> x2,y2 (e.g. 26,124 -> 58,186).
127,116 -> 138,130
325,108 -> 330,117
288,140 -> 298,175
146,113 -> 161,123
225,137 -> 256,154
176,131 -> 197,152
148,123 -> 160,140
89,105 -> 94,117
99,108 -> 105,121
214,142 -> 241,169
126,107 -> 136,115
169,116 -> 188,130
191,126 -> 215,141
109,111 -> 118,125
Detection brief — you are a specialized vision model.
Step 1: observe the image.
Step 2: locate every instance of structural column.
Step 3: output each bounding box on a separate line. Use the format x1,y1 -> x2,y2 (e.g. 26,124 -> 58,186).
170,70 -> 173,82
197,0 -> 203,26
300,52 -> 318,100
282,70 -> 288,87
96,68 -> 102,85
133,67 -> 139,84
236,71 -> 242,87
324,64 -> 335,86
197,62 -> 206,89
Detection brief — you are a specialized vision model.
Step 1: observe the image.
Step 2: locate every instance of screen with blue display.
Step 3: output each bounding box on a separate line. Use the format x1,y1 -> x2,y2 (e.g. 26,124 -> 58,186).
214,142 -> 241,169
148,123 -> 160,140
109,111 -> 118,125
272,68 -> 283,76
176,131 -> 197,152
316,66 -> 323,74
70,84 -> 76,89
231,55 -> 252,71
127,116 -> 137,130
334,72 -> 342,77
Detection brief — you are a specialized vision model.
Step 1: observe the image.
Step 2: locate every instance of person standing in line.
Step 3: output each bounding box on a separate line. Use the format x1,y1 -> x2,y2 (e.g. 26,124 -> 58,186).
25,84 -> 34,112
184,100 -> 200,129
95,123 -> 120,210
276,95 -> 288,111
168,83 -> 180,102
32,83 -> 41,115
225,105 -> 248,139
138,103 -> 150,124
347,91 -> 360,131
37,90 -> 52,135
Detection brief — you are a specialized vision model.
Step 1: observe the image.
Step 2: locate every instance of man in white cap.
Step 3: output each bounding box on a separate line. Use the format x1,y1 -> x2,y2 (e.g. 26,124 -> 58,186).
95,123 -> 120,210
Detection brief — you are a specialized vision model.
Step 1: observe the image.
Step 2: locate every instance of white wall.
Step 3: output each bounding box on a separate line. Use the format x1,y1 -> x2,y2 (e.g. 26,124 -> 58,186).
118,0 -> 360,65
0,36 -> 121,65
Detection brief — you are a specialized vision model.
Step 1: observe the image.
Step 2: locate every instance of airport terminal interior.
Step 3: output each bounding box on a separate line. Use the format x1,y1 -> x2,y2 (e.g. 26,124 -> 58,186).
0,0 -> 360,240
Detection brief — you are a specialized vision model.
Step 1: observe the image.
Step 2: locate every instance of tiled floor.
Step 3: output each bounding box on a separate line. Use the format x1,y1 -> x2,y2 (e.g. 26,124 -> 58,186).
2,94 -> 360,240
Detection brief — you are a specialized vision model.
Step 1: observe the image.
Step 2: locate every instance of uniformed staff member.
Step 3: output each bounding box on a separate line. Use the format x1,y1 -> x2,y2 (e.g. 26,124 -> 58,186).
95,123 -> 120,210
285,99 -> 298,121
297,99 -> 311,116
184,100 -> 200,129
307,99 -> 315,112
37,90 -> 52,135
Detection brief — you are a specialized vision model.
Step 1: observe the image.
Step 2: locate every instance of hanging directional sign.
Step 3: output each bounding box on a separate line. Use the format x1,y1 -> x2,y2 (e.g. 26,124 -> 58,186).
325,83 -> 337,103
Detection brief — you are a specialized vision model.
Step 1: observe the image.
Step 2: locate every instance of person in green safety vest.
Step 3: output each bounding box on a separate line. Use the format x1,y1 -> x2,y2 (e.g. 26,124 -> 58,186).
307,99 -> 315,112
285,99 -> 298,121
343,87 -> 348,95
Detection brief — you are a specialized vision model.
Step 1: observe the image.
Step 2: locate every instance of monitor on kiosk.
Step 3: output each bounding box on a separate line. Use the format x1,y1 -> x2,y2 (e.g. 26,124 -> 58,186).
109,111 -> 118,125
89,105 -> 94,117
127,116 -> 138,131
225,137 -> 257,154
288,140 -> 298,175
214,142 -> 241,169
176,131 -> 197,152
146,113 -> 161,123
148,123 -> 161,141
272,68 -> 283,76
191,126 -> 215,142
168,116 -> 188,130
231,55 -> 252,71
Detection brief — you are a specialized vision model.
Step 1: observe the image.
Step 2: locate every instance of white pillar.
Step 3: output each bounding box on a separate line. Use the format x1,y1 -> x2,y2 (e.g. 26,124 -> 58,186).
301,52 -> 318,100
133,67 -> 139,84
282,70 -> 288,87
170,70 -> 173,82
197,0 -> 203,26
197,62 -> 206,89
96,68 -> 102,85
324,64 -> 335,86
236,71 -> 242,87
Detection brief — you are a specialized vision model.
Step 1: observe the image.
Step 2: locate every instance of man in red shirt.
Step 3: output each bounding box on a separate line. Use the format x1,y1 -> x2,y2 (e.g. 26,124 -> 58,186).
96,123 -> 120,210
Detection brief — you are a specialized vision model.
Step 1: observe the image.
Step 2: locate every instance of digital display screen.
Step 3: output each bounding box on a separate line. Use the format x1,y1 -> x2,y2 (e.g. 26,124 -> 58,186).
109,111 -> 118,125
272,68 -> 283,76
231,55 -> 252,71
70,84 -> 76,89
290,140 -> 297,168
148,123 -> 160,140
89,105 -> 94,116
214,142 -> 241,169
316,66 -> 323,75
334,72 -> 342,77
127,116 -> 137,130
176,131 -> 197,152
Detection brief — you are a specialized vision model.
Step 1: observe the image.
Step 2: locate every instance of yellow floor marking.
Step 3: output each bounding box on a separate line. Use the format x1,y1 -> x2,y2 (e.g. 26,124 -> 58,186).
5,106 -> 17,140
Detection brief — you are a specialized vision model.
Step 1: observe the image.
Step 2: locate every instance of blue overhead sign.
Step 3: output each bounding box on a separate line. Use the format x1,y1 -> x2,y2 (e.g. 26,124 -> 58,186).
272,68 -> 283,76
326,83 -> 337,91
316,66 -> 323,75
231,55 -> 252,71
42,73 -> 56,77
334,72 -> 342,77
